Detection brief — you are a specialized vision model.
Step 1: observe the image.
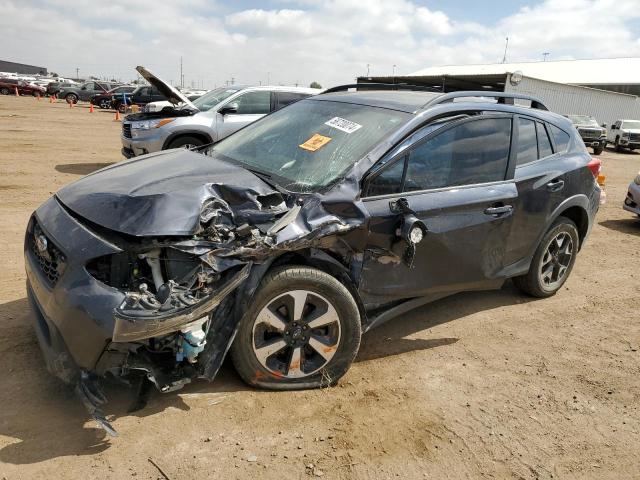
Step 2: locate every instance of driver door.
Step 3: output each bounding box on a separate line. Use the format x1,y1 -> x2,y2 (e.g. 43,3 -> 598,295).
216,90 -> 272,141
358,115 -> 518,305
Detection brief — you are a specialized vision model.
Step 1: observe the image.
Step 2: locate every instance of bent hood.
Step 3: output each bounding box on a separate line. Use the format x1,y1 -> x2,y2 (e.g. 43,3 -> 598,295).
136,65 -> 197,110
56,150 -> 287,237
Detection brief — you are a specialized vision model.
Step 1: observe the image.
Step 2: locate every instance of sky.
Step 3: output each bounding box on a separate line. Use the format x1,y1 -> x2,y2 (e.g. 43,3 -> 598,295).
1,0 -> 639,89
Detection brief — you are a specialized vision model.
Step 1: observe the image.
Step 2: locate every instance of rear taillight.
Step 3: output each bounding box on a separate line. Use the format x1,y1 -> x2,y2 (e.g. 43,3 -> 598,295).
587,157 -> 601,178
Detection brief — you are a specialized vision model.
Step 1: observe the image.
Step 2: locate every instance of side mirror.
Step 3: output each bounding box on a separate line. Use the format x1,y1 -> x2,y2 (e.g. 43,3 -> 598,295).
219,102 -> 239,115
601,123 -> 607,128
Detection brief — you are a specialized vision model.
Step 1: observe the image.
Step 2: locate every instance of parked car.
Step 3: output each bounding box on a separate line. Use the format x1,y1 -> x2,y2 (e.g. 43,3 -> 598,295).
564,115 -> 606,155
112,84 -> 167,112
90,85 -> 136,109
121,66 -> 317,158
606,119 -> 640,152
25,86 -> 601,434
58,81 -> 121,104
623,172 -> 640,217
46,81 -> 77,97
0,77 -> 46,96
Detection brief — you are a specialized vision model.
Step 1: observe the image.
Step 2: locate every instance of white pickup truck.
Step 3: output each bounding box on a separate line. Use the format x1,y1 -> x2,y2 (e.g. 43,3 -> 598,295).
607,119 -> 640,152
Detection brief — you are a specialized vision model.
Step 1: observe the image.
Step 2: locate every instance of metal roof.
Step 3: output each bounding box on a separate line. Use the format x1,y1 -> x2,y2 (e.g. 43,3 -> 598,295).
409,57 -> 640,86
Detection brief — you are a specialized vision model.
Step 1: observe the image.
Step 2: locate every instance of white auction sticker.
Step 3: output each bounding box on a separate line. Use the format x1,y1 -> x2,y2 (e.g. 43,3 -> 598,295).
325,117 -> 362,134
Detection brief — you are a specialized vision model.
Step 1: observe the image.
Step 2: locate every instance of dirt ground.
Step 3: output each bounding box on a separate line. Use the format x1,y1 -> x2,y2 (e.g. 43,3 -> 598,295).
0,95 -> 638,480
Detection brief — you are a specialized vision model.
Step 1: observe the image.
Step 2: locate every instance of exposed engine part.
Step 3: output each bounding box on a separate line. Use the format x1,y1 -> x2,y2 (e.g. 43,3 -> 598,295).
176,318 -> 208,363
139,249 -> 164,290
76,371 -> 118,437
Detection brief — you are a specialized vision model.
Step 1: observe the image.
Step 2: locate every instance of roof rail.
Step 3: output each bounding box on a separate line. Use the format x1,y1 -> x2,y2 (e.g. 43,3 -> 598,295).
322,83 -> 442,94
422,91 -> 549,111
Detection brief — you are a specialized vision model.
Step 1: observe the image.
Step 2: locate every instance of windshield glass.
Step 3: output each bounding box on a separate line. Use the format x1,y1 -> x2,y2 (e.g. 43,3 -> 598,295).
209,99 -> 410,192
191,87 -> 239,112
622,120 -> 640,129
567,115 -> 599,126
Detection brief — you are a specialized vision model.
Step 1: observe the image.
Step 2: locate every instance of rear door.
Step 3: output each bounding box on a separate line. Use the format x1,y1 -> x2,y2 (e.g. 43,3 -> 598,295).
504,117 -> 571,266
216,90 -> 272,140
274,91 -> 310,111
359,114 -> 518,303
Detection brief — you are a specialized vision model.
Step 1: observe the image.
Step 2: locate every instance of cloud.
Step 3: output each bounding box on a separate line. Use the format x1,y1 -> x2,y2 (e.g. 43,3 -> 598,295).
0,0 -> 639,88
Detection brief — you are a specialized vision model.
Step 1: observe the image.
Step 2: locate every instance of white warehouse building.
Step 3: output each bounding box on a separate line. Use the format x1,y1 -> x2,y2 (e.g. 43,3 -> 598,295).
359,57 -> 640,126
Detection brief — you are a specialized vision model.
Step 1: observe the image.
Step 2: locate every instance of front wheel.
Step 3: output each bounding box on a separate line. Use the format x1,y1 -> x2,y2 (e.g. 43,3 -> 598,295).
230,266 -> 362,390
0,87 -> 9,95
99,99 -> 111,109
167,136 -> 205,150
593,146 -> 604,155
65,93 -> 78,104
615,137 -> 623,152
513,217 -> 579,298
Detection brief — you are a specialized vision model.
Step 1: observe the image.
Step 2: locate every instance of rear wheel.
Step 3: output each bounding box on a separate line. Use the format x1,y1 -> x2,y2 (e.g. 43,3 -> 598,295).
99,99 -> 111,109
513,217 -> 579,298
231,266 -> 361,390
65,93 -> 78,104
593,146 -> 603,155
167,136 -> 205,150
0,87 -> 9,95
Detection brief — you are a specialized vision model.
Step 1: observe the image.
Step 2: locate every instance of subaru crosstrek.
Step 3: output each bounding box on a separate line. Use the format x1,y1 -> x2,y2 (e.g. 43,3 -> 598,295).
25,86 -> 601,434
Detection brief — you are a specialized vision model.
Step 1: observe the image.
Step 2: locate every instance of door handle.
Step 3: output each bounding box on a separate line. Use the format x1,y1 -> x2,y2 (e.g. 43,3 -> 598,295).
484,205 -> 513,216
547,179 -> 565,192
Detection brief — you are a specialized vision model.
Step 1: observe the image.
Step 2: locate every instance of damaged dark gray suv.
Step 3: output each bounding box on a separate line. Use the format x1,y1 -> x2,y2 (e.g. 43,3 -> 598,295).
25,86 -> 601,434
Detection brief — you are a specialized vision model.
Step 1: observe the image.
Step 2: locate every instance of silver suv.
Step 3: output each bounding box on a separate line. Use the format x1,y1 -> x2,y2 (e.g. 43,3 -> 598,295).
121,67 -> 319,158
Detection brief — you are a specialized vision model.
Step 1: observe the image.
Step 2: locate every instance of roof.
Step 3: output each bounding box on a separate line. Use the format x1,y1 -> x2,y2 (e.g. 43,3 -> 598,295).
409,57 -> 640,86
313,90 -> 441,113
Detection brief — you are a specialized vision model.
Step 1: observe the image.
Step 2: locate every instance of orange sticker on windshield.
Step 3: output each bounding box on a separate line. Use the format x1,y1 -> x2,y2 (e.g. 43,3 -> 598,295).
299,133 -> 332,152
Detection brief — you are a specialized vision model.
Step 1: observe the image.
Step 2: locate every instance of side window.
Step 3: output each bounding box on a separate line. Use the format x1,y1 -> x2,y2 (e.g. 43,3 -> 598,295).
83,82 -> 94,90
516,118 -> 538,165
367,158 -> 405,196
404,117 -> 511,191
550,125 -> 570,153
234,91 -> 271,114
276,92 -> 308,110
537,122 -> 553,158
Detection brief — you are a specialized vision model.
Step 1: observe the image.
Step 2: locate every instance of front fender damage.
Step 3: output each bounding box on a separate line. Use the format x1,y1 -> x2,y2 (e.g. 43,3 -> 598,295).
79,174 -> 371,436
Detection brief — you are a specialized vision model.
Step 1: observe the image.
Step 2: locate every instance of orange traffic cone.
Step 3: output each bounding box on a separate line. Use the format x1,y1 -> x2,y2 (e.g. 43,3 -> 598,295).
14,87 -> 18,96
114,110 -> 120,121
69,100 -> 73,108
49,95 -> 53,103
37,93 -> 41,101
89,102 -> 94,113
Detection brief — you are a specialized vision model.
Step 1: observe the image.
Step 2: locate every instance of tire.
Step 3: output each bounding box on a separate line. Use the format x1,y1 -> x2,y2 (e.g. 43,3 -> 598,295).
513,217 -> 580,298
99,99 -> 111,109
0,88 -> 9,95
65,93 -> 78,104
167,136 -> 205,150
593,146 -> 603,155
230,266 -> 362,390
615,136 -> 623,152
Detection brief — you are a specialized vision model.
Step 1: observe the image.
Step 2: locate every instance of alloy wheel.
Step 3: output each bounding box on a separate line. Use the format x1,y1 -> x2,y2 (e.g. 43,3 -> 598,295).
539,231 -> 573,289
251,290 -> 341,378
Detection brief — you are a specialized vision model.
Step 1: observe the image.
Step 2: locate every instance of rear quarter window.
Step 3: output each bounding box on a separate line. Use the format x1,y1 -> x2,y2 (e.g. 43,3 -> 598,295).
550,125 -> 571,153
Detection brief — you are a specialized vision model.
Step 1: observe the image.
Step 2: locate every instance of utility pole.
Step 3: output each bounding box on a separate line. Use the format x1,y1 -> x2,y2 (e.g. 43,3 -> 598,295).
180,56 -> 183,88
542,52 -> 550,61
231,75 -> 235,85
502,37 -> 509,63
366,63 -> 371,76
76,67 -> 79,79
392,64 -> 397,83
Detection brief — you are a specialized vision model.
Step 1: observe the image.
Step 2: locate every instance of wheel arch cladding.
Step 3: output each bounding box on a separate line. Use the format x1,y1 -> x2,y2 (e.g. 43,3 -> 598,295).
163,131 -> 212,149
558,205 -> 589,247
242,249 -> 368,326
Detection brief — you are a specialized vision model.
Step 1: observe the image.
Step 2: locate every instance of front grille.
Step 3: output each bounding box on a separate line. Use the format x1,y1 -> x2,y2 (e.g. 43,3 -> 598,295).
579,128 -> 602,140
630,133 -> 640,142
122,123 -> 132,139
29,220 -> 65,286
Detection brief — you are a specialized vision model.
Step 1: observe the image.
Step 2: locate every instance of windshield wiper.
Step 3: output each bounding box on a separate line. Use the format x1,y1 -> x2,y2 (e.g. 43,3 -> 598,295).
244,167 -> 285,193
